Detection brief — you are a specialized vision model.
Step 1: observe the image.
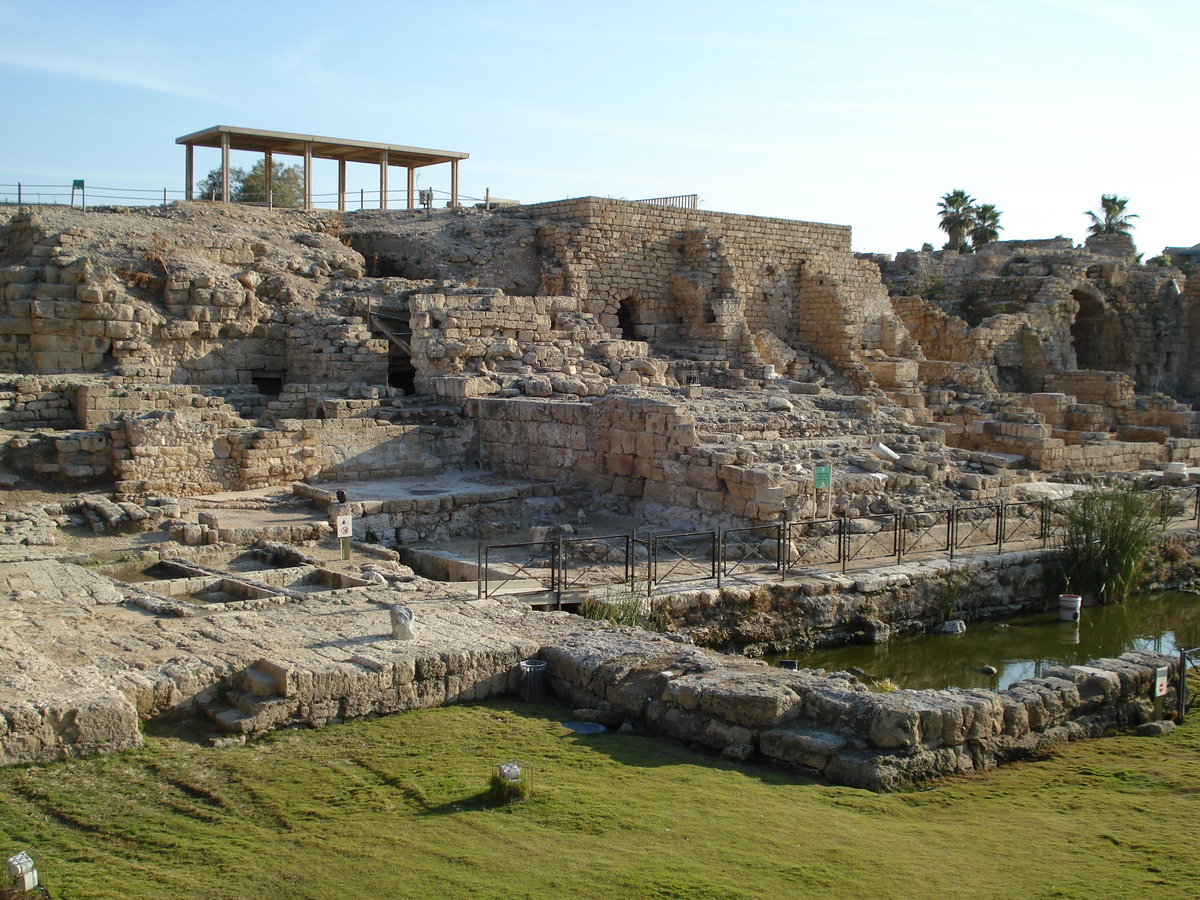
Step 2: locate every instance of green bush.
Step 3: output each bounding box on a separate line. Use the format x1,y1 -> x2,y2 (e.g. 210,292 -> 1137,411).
1056,487 -> 1162,604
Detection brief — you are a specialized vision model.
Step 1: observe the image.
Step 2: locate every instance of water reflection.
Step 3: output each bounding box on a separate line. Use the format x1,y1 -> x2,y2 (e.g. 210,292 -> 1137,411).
779,591 -> 1200,691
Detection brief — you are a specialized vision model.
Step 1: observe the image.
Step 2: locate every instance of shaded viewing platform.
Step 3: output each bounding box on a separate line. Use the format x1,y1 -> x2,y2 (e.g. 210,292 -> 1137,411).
177,125 -> 468,210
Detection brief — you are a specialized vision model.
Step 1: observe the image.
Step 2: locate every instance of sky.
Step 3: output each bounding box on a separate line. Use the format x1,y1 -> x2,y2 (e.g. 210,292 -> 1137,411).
1,0 -> 1197,256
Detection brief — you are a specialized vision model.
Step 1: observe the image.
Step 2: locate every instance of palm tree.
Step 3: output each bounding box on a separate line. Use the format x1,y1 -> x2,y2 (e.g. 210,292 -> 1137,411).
938,189 -> 975,251
1084,194 -> 1138,235
969,203 -> 1003,250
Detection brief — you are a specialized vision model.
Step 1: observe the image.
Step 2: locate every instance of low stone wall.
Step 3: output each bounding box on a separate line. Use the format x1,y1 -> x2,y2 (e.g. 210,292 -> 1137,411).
542,629 -> 1178,791
666,549 -> 1054,653
313,481 -> 557,544
109,413 -> 469,500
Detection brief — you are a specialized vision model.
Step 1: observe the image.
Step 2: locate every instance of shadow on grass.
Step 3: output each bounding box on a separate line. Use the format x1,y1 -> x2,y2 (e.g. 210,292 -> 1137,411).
142,715 -> 220,745
492,698 -> 821,788
140,696 -> 819,791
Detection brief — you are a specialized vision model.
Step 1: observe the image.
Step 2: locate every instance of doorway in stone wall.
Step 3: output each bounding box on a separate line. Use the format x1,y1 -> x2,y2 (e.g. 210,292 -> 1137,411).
1071,290 -> 1120,370
371,312 -> 416,395
251,375 -> 283,397
617,298 -> 638,341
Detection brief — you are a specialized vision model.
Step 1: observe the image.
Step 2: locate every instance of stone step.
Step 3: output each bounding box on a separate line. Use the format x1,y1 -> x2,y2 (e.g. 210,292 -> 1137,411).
240,666 -> 281,697
204,692 -> 298,733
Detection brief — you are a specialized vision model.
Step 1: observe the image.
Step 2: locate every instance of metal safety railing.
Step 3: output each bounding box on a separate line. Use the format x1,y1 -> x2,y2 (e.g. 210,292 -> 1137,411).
632,194 -> 699,210
1,182 -> 494,211
477,487 -> 1200,603
1179,646 -> 1200,722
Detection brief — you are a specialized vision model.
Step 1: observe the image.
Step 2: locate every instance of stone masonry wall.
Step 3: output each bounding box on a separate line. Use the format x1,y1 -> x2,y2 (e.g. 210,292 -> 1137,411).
111,414 -> 471,501
521,198 -> 899,374
472,393 -> 828,525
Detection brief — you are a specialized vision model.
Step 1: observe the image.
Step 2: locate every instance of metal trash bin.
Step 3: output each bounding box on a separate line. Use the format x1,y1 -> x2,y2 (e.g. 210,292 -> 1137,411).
519,659 -> 548,702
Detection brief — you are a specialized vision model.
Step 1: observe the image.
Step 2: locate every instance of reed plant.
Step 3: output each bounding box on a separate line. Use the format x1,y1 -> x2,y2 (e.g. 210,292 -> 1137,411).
580,583 -> 642,626
1056,487 -> 1162,604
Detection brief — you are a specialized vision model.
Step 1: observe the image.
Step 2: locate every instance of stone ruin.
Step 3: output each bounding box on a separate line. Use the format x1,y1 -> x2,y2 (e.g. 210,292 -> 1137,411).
0,195 -> 1194,787
1,197 -> 1197,526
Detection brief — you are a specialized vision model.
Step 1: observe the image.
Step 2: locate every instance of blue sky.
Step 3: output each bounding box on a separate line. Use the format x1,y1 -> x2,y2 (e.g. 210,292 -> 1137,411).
1,0 -> 1196,255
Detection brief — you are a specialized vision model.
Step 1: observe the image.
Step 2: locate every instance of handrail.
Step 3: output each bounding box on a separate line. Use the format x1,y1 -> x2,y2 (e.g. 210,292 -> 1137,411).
478,487 -> 1200,600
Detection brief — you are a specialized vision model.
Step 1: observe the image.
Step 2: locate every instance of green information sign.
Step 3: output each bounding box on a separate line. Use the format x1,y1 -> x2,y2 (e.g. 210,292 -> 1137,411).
814,465 -> 831,489
72,180 -> 85,190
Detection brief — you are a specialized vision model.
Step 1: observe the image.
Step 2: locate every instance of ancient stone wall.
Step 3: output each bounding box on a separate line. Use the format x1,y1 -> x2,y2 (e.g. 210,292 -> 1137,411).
111,413 -> 470,500
0,208 -> 381,390
522,198 -> 898,373
472,393 -> 842,525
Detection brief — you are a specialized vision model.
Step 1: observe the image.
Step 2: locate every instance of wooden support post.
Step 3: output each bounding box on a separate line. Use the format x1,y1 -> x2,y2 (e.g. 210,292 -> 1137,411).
406,166 -> 415,209
337,159 -> 347,212
450,158 -> 459,207
264,149 -> 273,209
303,142 -> 313,210
379,150 -> 389,210
184,144 -> 194,201
220,132 -> 230,202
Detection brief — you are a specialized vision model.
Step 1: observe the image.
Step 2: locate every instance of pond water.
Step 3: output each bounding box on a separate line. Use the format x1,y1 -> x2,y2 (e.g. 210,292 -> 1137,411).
777,591 -> 1200,691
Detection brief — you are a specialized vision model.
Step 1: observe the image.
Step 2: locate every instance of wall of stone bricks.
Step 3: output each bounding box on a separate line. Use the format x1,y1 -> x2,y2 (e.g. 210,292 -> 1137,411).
110,412 -> 471,501
470,392 -> 845,525
518,198 -> 898,373
0,211 -> 387,389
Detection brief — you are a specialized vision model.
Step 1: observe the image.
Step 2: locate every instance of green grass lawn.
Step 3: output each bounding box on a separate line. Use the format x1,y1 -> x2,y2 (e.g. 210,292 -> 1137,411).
1,700 -> 1198,900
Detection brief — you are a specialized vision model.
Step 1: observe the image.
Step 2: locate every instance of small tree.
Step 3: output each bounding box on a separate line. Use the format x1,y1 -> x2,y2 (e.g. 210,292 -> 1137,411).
196,166 -> 245,202
938,191 -> 1003,252
1085,194 -> 1138,235
237,160 -> 304,207
969,203 -> 1003,250
937,189 -> 975,251
195,160 -> 304,207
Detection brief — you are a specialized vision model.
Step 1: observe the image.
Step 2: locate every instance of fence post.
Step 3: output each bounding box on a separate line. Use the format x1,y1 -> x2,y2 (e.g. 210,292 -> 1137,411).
624,534 -> 632,588
1179,648 -> 1187,724
16,183 -> 20,205
482,543 -> 489,599
841,515 -> 848,575
779,520 -> 787,580
647,534 -> 654,596
477,541 -> 482,600
998,503 -> 1006,554
895,513 -> 903,564
555,536 -> 563,611
716,528 -> 723,588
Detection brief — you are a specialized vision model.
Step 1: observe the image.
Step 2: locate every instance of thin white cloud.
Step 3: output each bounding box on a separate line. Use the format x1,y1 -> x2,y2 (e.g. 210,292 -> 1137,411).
1037,0 -> 1200,60
0,48 -> 217,102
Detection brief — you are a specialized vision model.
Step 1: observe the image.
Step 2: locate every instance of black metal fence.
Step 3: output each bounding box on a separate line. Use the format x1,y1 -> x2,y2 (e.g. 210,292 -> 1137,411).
0,182 -> 488,211
1180,646 -> 1200,722
477,487 -> 1200,603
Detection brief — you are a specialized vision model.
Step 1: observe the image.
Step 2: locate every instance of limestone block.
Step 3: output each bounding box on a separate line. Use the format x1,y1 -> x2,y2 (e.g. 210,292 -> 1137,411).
760,725 -> 847,771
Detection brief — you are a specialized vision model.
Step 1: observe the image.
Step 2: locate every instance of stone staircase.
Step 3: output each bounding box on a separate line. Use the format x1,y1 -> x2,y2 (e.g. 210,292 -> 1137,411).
202,663 -> 297,736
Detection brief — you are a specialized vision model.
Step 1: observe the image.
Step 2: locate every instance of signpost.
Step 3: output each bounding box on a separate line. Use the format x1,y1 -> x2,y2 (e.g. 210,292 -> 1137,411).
814,465 -> 832,518
71,179 -> 85,210
337,514 -> 352,560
